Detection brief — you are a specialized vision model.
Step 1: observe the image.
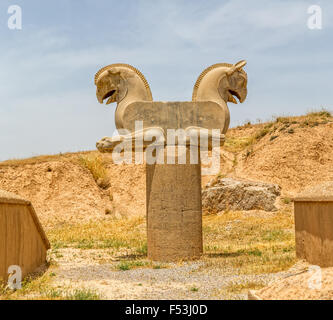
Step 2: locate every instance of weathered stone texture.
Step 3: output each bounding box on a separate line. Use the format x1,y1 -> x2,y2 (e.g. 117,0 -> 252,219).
202,177 -> 281,212
146,148 -> 203,261
294,182 -> 333,267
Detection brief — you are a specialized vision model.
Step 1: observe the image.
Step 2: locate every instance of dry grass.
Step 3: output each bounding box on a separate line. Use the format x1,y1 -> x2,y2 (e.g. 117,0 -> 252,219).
224,108 -> 332,156
307,108 -> 331,118
0,272 -> 101,300
116,260 -> 168,271
0,262 -> 101,300
78,154 -> 110,189
43,288 -> 101,300
212,279 -> 268,299
225,280 -> 267,293
0,270 -> 53,300
254,123 -> 273,140
0,281 -> 9,297
224,136 -> 256,153
0,209 -> 296,300
202,210 -> 296,274
0,151 -> 94,167
274,108 -> 332,127
48,216 -> 147,254
47,209 -> 295,275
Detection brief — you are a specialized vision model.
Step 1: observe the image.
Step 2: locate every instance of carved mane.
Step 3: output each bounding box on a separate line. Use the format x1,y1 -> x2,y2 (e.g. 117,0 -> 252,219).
192,63 -> 233,101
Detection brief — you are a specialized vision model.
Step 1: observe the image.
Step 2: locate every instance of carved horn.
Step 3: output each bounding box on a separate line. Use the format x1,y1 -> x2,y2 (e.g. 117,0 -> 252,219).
227,60 -> 247,75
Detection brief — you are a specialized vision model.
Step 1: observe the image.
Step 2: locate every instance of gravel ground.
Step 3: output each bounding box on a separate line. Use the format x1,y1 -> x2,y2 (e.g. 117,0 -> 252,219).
50,249 -> 291,300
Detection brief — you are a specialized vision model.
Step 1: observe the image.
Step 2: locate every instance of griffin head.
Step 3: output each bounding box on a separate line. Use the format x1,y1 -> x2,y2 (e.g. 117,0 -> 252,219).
220,60 -> 248,104
95,68 -> 127,105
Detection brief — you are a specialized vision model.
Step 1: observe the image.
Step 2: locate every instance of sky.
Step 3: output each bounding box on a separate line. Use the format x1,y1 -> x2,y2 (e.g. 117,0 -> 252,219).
0,0 -> 332,160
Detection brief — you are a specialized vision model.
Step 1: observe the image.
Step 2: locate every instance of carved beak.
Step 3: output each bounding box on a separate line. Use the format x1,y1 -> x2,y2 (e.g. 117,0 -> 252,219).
228,91 -> 238,104
228,88 -> 247,104
96,88 -> 117,105
97,92 -> 104,104
104,90 -> 117,105
238,87 -> 247,103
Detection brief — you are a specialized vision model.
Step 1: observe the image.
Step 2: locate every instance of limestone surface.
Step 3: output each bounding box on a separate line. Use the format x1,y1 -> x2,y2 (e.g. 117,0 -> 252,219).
202,177 -> 281,212
94,61 -> 248,152
146,148 -> 203,262
294,182 -> 333,267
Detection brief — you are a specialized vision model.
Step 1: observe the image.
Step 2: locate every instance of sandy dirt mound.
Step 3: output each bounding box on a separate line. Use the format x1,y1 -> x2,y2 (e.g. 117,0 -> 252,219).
0,152 -> 147,228
251,261 -> 333,300
103,154 -> 146,218
226,119 -> 333,196
0,156 -> 113,228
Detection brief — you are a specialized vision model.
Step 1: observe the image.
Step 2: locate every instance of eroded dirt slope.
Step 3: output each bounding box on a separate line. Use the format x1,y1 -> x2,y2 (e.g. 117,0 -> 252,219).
0,154 -> 112,228
221,113 -> 333,196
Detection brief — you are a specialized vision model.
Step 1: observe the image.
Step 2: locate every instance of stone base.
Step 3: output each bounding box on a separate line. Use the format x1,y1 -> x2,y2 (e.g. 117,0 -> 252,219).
146,147 -> 203,262
295,201 -> 333,267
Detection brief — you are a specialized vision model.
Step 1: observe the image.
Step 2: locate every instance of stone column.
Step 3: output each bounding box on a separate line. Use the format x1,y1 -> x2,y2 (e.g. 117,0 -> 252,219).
146,146 -> 203,261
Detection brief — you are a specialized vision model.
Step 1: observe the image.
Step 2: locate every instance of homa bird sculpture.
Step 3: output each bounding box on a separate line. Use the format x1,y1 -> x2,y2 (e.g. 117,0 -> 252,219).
95,61 -> 247,152
94,61 -> 248,261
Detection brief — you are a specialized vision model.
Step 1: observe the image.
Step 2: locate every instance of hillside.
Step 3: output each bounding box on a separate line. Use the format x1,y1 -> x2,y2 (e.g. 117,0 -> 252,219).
223,111 -> 333,195
0,111 -> 332,229
0,152 -> 145,228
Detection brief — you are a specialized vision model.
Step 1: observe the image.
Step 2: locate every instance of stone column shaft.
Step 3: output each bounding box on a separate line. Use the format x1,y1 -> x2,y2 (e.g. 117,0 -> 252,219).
146,147 -> 203,261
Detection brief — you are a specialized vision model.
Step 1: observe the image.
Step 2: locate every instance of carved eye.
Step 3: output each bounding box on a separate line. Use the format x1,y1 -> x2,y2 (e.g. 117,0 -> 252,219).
229,76 -> 237,87
238,78 -> 244,86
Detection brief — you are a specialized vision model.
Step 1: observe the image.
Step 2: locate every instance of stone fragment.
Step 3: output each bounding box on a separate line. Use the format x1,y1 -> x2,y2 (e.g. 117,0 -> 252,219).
202,177 -> 281,212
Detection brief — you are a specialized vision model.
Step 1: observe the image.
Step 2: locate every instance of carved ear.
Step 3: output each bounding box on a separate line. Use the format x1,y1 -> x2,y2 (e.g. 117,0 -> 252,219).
227,60 -> 247,76
234,60 -> 247,70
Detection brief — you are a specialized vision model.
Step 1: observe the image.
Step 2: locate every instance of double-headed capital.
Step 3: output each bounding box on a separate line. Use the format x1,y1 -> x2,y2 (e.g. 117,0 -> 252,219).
94,61 -> 248,153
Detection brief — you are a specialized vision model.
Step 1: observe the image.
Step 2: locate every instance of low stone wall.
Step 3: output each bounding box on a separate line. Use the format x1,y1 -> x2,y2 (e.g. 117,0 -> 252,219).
0,190 -> 50,281
294,182 -> 333,267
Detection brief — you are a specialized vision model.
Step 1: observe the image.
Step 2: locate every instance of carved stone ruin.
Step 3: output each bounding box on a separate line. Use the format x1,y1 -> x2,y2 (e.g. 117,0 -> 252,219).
294,182 -> 333,267
94,61 -> 248,261
0,190 -> 50,281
